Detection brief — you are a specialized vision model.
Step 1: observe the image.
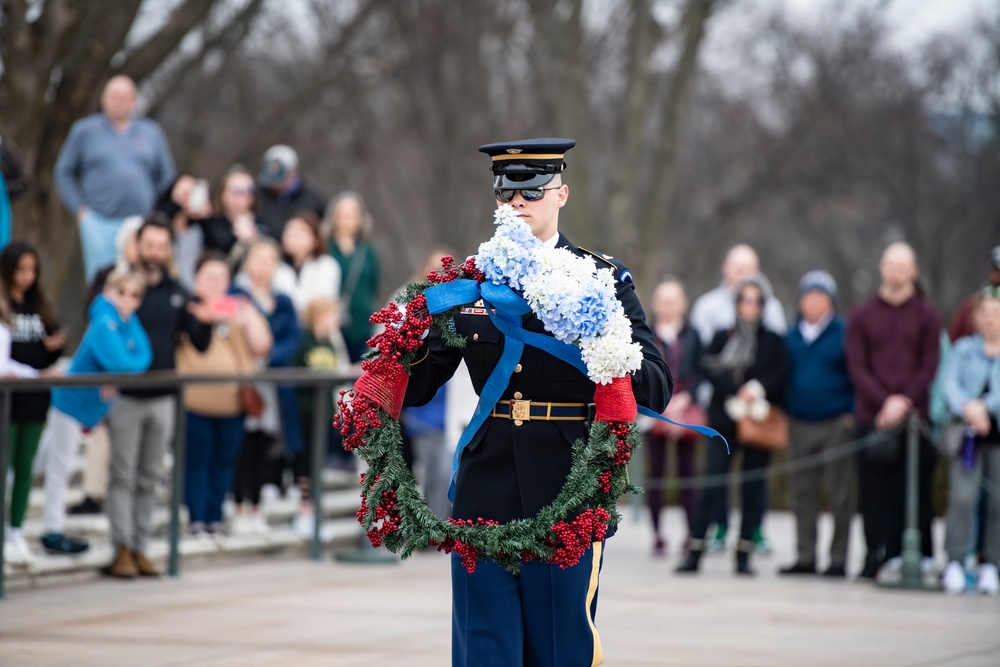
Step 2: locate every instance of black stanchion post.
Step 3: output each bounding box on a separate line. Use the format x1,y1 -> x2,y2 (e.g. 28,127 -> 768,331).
900,413 -> 925,588
168,392 -> 187,578
310,382 -> 328,561
0,388 -> 11,600
877,413 -> 939,591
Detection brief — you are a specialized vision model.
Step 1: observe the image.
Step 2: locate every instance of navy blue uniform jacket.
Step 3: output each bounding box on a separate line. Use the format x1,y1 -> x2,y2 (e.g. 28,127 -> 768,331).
403,233 -> 672,523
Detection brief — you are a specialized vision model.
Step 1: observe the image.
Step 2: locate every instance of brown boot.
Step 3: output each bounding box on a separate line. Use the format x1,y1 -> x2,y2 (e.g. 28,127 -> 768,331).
109,544 -> 138,578
131,550 -> 160,577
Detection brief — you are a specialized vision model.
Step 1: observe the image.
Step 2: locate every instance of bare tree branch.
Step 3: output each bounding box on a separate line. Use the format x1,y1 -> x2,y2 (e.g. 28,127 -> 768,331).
118,0 -> 223,84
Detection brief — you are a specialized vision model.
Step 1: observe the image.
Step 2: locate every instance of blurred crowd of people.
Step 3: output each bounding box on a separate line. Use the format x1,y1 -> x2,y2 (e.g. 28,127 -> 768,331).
1,75 -> 387,578
645,240 -> 1000,597
2,75 -> 998,599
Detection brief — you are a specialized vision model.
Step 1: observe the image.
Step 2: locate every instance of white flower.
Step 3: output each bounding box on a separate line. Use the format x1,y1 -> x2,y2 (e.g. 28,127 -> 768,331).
474,210 -> 643,383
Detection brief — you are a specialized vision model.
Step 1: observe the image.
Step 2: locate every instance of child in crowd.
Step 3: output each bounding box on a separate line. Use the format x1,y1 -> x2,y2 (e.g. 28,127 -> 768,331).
1,243 -> 64,565
292,298 -> 352,537
37,268 -> 152,555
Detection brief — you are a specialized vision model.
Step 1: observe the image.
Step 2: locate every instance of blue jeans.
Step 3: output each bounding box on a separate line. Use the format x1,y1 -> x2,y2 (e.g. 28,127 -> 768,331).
184,413 -> 245,524
79,210 -> 124,283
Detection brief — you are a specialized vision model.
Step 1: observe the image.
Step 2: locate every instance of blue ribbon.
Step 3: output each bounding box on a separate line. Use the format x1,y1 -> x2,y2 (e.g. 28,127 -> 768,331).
424,280 -> 728,502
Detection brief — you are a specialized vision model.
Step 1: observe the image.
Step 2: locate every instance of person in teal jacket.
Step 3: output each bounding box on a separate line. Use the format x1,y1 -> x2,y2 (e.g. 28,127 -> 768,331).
39,268 -> 152,555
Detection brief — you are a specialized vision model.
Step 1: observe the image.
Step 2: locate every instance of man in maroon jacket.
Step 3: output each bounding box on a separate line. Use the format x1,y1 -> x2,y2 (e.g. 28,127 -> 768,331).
846,242 -> 941,581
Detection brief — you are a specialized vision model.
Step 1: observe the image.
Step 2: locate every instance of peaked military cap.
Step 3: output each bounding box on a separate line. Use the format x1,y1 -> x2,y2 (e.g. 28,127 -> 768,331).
478,138 -> 576,190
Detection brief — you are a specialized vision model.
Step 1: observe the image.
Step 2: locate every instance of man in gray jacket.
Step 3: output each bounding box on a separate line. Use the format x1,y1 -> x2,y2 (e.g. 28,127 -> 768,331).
55,75 -> 175,281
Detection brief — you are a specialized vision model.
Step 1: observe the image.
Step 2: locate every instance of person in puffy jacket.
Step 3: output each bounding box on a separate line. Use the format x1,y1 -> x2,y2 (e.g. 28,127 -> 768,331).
38,268 -> 152,555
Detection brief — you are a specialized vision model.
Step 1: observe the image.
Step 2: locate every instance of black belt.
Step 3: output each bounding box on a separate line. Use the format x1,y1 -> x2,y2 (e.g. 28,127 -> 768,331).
490,400 -> 591,422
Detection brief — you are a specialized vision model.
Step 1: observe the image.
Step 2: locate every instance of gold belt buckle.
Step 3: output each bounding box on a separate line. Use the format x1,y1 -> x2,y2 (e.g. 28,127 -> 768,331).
510,399 -> 531,422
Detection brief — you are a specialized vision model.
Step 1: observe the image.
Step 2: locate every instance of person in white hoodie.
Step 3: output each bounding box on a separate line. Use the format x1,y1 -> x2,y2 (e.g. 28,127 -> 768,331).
272,210 -> 341,320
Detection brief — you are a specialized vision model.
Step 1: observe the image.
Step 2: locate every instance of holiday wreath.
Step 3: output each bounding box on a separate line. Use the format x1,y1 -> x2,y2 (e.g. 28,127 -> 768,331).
336,206 -> 659,574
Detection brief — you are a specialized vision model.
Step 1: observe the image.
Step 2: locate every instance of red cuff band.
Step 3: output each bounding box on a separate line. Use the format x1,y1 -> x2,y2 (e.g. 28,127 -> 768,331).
354,364 -> 409,420
593,375 -> 637,423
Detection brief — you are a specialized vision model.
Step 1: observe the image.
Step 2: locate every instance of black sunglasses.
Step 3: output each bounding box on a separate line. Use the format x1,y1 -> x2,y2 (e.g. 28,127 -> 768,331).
494,186 -> 561,203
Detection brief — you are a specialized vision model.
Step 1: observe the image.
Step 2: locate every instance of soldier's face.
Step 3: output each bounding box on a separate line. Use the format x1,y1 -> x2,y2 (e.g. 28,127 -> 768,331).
498,177 -> 568,244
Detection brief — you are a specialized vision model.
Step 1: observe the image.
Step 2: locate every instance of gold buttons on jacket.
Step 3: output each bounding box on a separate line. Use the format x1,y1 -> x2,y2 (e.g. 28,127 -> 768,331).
514,392 -> 522,400
473,333 -> 479,341
514,420 -> 523,426
514,364 -> 522,373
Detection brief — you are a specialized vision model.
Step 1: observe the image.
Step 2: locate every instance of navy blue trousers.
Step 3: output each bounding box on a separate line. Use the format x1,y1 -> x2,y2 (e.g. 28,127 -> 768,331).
451,541 -> 605,667
184,413 -> 245,524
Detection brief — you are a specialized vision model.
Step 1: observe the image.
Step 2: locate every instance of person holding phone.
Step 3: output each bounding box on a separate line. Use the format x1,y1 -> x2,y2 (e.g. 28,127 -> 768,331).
176,252 -> 273,537
196,167 -> 266,275
104,217 -> 213,577
156,174 -> 213,289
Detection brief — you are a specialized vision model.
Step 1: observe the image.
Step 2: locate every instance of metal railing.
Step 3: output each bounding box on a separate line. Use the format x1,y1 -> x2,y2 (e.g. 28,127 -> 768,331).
0,368 -> 360,600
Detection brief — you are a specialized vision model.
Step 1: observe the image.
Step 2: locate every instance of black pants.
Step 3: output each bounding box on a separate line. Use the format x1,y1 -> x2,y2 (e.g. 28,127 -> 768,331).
690,420 -> 771,547
855,425 -> 937,566
233,430 -> 277,506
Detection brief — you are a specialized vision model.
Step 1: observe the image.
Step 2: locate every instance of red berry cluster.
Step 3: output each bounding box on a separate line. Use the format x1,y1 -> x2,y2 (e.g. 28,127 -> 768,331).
598,470 -> 613,494
427,255 -> 461,284
609,422 -> 633,466
459,256 -> 485,283
357,481 -> 401,549
366,295 -> 432,368
425,254 -> 485,285
431,517 -> 499,574
334,389 -> 382,451
546,508 -> 611,569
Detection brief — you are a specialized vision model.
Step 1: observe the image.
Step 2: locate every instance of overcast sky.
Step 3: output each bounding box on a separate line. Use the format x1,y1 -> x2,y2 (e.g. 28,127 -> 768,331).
781,0 -> 990,49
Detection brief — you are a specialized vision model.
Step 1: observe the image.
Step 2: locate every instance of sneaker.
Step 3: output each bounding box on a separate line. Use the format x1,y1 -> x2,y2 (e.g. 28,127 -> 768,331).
942,561 -> 966,595
188,521 -> 208,538
876,557 -> 902,585
977,563 -> 999,596
207,522 -> 227,538
753,529 -> 773,557
4,534 -> 35,566
294,511 -> 316,539
706,525 -> 727,554
68,496 -> 103,515
251,513 -> 270,534
260,484 -> 281,504
230,514 -> 253,536
40,532 -> 89,555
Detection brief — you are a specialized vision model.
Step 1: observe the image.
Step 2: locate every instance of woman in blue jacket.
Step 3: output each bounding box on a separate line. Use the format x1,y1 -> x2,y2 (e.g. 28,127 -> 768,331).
39,268 -> 152,555
941,287 -> 1000,595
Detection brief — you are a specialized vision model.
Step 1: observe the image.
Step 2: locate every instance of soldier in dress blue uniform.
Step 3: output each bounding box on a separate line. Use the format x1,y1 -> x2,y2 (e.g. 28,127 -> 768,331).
403,138 -> 672,667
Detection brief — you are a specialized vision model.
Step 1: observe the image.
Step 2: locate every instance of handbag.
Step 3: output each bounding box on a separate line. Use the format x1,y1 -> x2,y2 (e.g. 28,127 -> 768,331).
737,406 -> 789,450
239,383 -> 264,418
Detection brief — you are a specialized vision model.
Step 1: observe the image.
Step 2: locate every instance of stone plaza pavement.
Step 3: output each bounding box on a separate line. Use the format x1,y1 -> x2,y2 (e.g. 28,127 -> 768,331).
1,509 -> 998,667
